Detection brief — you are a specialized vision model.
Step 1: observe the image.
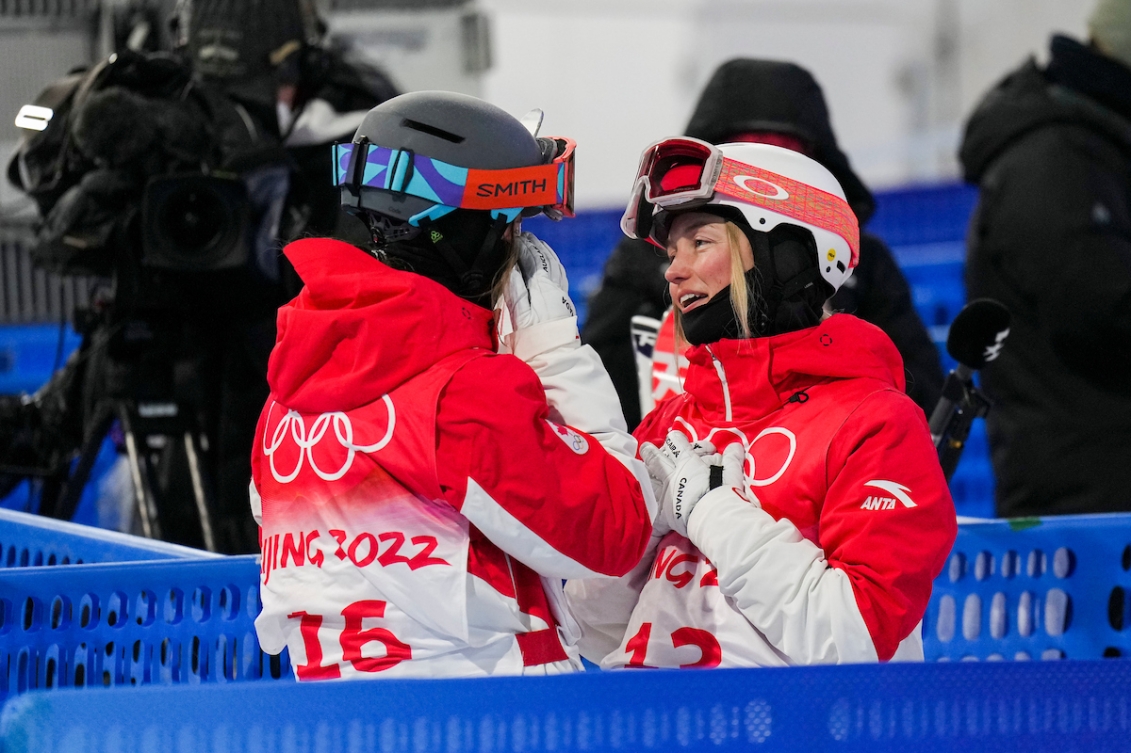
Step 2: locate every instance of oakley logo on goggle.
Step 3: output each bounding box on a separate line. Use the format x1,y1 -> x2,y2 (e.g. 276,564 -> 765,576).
733,175 -> 789,201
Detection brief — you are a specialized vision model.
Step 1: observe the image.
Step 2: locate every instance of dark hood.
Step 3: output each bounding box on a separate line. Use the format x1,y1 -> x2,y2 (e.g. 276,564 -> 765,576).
960,35 -> 1131,182
685,58 -> 876,224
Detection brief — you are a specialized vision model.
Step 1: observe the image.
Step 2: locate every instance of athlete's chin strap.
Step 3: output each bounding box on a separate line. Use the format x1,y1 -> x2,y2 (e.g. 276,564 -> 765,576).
419,214 -> 511,305
747,229 -> 826,337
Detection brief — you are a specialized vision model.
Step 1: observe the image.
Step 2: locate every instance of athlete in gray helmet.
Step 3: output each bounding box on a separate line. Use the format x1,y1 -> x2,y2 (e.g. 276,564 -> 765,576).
248,91 -> 655,680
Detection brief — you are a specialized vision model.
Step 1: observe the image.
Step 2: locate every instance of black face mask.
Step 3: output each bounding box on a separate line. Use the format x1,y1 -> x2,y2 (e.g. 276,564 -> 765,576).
680,268 -> 758,346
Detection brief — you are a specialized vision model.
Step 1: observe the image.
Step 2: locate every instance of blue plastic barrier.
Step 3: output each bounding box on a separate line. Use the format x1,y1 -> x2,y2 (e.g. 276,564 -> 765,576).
0,324 -> 81,395
0,508 -> 214,567
924,514 -> 1131,661
0,555 -> 291,701
2,659 -> 1129,752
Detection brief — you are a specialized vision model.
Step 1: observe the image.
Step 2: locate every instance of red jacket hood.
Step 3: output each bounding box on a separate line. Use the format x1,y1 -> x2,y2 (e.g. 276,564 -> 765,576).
267,238 -> 495,413
683,314 -> 906,422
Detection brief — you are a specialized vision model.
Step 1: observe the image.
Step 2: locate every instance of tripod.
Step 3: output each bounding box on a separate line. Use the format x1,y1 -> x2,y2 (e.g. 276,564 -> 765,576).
39,396 -> 217,551
1,306 -> 223,553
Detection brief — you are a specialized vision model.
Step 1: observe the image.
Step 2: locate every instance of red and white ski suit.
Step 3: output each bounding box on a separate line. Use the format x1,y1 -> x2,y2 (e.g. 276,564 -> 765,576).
566,314 -> 956,668
250,238 -> 653,679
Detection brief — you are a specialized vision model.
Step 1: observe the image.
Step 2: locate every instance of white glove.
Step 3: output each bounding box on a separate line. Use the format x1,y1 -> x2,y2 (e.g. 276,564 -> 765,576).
497,232 -> 578,360
505,232 -> 575,328
641,432 -> 745,537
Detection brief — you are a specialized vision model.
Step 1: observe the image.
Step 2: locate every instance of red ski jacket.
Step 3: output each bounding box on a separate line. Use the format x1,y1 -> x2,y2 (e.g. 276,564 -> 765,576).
568,314 -> 956,666
250,238 -> 652,679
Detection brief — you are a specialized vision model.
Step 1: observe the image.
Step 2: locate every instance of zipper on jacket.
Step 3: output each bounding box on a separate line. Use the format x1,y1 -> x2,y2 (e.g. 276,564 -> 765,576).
786,389 -> 810,405
705,345 -> 733,422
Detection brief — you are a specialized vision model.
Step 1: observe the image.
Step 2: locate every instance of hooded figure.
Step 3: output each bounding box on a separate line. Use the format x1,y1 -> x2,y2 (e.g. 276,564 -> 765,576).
959,24 -> 1131,516
583,59 -> 943,428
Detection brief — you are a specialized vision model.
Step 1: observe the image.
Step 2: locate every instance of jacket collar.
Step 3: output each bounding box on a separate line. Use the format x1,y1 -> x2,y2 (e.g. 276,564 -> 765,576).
682,314 -> 906,423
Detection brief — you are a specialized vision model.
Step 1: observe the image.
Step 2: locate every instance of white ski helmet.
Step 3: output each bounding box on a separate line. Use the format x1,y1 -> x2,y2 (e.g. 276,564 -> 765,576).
622,138 -> 859,295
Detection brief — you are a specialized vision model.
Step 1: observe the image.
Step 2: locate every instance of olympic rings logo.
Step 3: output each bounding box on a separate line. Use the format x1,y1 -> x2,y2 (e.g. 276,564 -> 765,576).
673,419 -> 797,488
262,396 -> 396,483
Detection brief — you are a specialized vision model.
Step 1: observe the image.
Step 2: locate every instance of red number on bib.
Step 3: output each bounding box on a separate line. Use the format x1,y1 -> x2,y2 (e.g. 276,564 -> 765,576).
288,610 -> 342,680
625,622 -> 653,668
288,600 -> 412,678
624,622 -> 722,668
671,627 -> 722,668
341,600 -> 413,672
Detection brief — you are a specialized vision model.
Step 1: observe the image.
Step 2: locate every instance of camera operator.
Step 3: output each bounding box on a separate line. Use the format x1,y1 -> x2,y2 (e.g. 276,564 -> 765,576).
171,0 -> 397,551
3,0 -> 394,552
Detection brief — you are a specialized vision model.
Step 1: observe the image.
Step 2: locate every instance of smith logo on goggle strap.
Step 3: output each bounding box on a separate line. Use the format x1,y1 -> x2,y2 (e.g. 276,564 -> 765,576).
332,141 -> 574,214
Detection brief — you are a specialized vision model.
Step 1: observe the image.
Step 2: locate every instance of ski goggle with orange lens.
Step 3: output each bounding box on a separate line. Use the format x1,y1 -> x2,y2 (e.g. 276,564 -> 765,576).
621,136 -> 859,261
333,137 -> 576,223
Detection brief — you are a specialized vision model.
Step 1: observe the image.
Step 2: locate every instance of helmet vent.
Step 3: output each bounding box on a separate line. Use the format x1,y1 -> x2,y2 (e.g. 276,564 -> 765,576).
402,118 -> 465,143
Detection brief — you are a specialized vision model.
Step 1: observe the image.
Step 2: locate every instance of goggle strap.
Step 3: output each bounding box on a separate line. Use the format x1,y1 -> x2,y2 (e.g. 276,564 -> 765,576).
333,141 -> 574,214
635,188 -> 654,242
391,149 -> 415,194
461,163 -> 561,210
347,139 -> 368,194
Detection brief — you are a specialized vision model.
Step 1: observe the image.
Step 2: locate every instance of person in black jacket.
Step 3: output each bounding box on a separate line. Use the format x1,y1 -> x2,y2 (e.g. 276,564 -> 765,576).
583,59 -> 943,429
959,4 -> 1131,516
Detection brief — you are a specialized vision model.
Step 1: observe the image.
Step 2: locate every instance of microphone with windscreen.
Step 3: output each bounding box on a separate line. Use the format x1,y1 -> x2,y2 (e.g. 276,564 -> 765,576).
928,299 -> 1011,481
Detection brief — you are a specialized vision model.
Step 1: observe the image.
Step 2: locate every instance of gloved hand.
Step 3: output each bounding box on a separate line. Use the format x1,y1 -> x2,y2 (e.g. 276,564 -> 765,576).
505,232 -> 576,329
641,431 -> 746,537
497,232 -> 578,360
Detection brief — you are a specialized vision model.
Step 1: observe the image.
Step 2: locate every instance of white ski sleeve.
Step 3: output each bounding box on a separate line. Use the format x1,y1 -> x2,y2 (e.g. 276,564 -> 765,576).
686,488 -> 879,665
564,530 -> 665,662
249,480 -> 263,526
497,234 -> 655,519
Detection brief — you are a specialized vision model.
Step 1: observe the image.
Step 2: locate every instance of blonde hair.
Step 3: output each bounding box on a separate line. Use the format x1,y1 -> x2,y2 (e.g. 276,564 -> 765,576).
489,224 -> 522,308
673,221 -> 754,344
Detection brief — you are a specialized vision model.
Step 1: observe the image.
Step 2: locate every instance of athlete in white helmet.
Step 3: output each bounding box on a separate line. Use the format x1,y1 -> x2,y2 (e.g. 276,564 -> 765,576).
566,138 -> 956,668
249,91 -> 655,679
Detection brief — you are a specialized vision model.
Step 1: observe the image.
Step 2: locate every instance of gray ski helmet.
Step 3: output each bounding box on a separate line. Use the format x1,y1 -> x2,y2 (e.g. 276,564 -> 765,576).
340,91 -> 548,228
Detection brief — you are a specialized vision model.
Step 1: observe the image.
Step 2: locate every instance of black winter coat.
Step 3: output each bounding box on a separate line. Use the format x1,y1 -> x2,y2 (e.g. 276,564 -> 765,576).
959,35 -> 1131,516
582,232 -> 943,428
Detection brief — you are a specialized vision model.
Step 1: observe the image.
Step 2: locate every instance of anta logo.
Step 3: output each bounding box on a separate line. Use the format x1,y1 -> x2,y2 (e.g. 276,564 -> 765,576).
861,495 -> 899,511
860,480 -> 916,510
476,178 -> 548,198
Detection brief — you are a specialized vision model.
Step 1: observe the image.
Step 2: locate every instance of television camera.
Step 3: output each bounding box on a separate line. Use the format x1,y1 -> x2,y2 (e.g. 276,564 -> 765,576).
0,49 -> 290,551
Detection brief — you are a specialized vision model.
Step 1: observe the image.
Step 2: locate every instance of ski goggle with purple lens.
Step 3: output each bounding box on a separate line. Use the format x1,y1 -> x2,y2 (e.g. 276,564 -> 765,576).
332,138 -> 575,225
621,136 -> 859,265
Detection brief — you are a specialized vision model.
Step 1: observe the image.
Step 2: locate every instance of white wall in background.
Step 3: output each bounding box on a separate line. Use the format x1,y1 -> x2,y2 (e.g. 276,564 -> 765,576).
479,0 -> 1091,209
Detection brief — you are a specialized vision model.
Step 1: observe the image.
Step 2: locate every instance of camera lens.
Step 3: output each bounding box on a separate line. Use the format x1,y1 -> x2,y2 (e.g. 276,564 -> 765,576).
142,174 -> 249,271
161,185 -> 226,255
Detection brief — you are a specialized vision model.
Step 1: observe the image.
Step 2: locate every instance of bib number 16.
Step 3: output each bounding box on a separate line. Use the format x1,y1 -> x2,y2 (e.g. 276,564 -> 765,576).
288,599 -> 411,679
